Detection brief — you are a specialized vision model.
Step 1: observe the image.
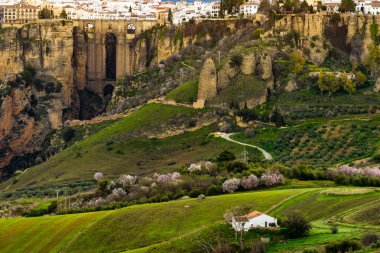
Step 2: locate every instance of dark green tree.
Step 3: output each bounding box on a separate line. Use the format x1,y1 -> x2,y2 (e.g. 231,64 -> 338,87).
339,0 -> 356,12
220,0 -> 244,14
217,150 -> 236,162
168,8 -> 173,25
284,212 -> 312,238
39,7 -> 53,19
60,9 -> 68,19
258,0 -> 271,14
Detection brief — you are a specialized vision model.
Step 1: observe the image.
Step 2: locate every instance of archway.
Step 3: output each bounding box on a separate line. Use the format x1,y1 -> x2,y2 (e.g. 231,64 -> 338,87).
103,84 -> 114,97
105,33 -> 117,80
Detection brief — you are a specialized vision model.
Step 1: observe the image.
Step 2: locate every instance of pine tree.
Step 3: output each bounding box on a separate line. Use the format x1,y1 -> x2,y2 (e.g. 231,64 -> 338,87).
168,8 -> 173,25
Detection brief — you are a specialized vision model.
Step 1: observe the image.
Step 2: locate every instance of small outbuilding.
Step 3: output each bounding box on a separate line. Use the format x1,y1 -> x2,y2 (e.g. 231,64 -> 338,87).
231,211 -> 278,232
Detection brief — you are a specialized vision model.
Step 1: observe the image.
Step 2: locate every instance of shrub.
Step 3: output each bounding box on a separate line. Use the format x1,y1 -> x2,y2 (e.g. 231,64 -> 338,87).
62,127 -> 75,142
189,188 -> 202,198
45,82 -> 56,94
361,234 -> 379,246
206,185 -> 221,196
303,249 -> 318,253
226,161 -> 248,173
33,79 -> 44,91
217,150 -> 236,163
283,212 -> 312,238
230,54 -> 243,67
251,28 -> 264,39
325,239 -> 361,253
330,225 -> 338,234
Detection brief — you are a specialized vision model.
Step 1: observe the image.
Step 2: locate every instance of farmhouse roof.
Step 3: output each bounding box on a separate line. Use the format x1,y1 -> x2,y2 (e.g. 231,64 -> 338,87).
235,211 -> 264,222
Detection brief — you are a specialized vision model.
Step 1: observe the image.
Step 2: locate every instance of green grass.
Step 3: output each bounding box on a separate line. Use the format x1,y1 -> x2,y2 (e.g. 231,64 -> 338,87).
0,188 -> 307,253
165,80 -> 198,104
1,187 -> 378,253
211,75 -> 266,105
1,103 -> 263,192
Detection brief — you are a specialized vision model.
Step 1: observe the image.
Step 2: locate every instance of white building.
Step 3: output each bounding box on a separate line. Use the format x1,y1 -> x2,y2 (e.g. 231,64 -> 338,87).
240,0 -> 259,17
356,0 -> 380,14
231,211 -> 278,232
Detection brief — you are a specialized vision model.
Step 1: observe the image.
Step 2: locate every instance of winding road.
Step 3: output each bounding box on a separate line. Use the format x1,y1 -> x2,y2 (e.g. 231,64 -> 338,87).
216,132 -> 273,160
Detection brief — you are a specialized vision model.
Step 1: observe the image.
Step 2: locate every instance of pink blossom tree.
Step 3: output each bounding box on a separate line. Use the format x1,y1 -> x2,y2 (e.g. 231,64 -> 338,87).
222,178 -> 241,193
241,174 -> 259,190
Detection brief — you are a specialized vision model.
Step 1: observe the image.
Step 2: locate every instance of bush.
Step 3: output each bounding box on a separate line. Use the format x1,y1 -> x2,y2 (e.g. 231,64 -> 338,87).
251,28 -> 264,39
330,225 -> 338,234
361,234 -> 379,246
226,161 -> 248,173
45,82 -> 56,94
217,150 -> 236,163
283,212 -> 312,238
325,239 -> 361,253
62,127 -> 75,142
206,185 -> 221,196
33,79 -> 44,91
303,248 -> 318,253
230,54 -> 243,67
189,188 -> 202,198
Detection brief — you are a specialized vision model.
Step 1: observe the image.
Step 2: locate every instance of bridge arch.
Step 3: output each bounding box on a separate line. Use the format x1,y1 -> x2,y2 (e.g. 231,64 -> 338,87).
105,32 -> 117,80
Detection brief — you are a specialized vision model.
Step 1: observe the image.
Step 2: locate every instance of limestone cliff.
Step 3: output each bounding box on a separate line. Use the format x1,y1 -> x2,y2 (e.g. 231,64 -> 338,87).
274,14 -> 380,65
0,21 -> 83,177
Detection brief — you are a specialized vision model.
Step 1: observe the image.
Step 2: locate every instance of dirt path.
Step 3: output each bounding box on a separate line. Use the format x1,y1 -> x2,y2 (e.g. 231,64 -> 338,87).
216,133 -> 273,160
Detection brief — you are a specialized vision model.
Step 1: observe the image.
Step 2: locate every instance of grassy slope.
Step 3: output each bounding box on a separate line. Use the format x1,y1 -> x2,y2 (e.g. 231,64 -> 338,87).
139,188 -> 380,253
165,80 -> 198,104
0,187 -> 378,253
0,188 -> 307,253
211,75 -> 266,105
2,103 -> 263,192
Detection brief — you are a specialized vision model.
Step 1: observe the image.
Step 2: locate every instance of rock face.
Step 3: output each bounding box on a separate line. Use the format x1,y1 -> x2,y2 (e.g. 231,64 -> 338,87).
274,14 -> 324,38
0,87 -> 51,177
258,53 -> 273,80
218,62 -> 238,89
197,58 -> 217,104
285,79 -> 298,92
240,53 -> 255,75
374,78 -> 380,92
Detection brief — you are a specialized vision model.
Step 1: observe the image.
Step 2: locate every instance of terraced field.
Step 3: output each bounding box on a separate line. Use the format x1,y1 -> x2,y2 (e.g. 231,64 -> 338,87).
0,187 -> 379,253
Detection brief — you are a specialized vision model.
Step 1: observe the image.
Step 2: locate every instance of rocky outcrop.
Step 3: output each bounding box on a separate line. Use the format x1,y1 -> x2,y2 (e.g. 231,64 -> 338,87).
308,37 -> 329,65
0,87 -> 52,178
285,79 -> 298,92
218,62 -> 238,89
0,22 -> 81,175
374,78 -> 380,92
274,14 -> 325,38
241,53 -> 255,75
258,53 -> 273,80
197,58 -> 217,103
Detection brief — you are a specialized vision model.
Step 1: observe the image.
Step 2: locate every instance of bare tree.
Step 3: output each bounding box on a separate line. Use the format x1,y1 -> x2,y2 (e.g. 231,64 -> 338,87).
224,206 -> 250,249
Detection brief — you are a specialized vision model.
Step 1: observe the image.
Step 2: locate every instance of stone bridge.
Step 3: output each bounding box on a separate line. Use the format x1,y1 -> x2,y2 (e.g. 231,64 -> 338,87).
76,20 -> 163,95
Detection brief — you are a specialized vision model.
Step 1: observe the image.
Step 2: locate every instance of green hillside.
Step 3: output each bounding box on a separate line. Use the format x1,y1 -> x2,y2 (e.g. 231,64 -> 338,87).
232,115 -> 380,166
165,80 -> 198,104
1,103 -> 263,194
0,187 -> 378,253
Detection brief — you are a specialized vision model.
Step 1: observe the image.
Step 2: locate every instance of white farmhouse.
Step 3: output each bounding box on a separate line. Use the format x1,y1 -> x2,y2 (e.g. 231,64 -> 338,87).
231,211 -> 278,232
